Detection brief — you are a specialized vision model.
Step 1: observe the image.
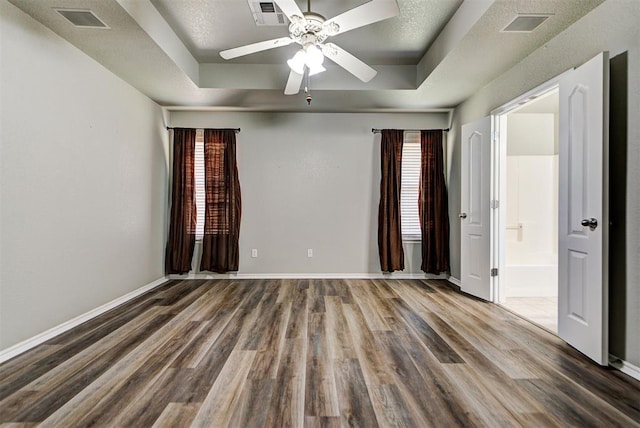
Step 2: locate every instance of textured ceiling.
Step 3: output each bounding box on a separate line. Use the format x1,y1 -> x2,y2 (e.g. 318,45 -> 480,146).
7,0 -> 606,111
150,0 -> 463,64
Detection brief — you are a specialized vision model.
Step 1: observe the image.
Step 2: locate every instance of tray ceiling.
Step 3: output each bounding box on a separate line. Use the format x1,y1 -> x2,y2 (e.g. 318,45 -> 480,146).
7,0 -> 605,111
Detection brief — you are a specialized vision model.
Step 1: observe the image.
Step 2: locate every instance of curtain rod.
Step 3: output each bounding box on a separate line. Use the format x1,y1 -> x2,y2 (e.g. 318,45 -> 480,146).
166,127 -> 241,133
372,128 -> 449,133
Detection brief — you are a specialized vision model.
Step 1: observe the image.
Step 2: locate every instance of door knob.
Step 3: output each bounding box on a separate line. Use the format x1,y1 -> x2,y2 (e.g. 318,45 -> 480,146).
581,218 -> 598,231
459,213 -> 467,219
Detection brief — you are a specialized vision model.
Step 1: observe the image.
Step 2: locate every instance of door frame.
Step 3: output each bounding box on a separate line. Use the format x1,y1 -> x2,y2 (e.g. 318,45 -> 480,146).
490,72 -> 571,304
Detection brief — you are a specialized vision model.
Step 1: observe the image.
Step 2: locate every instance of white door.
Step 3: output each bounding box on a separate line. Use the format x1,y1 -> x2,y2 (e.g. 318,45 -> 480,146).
461,116 -> 493,301
558,52 -> 609,365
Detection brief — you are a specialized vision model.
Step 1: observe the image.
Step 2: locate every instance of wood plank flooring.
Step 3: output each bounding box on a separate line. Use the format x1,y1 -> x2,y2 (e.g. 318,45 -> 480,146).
1,278 -> 638,427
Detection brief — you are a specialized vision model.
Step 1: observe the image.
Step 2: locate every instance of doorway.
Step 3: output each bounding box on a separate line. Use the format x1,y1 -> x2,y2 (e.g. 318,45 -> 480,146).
496,89 -> 559,333
461,53 -> 609,363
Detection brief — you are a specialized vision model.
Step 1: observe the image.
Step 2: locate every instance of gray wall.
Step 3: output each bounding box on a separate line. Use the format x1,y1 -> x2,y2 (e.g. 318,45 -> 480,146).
0,2 -> 169,349
448,0 -> 640,366
170,111 -> 449,275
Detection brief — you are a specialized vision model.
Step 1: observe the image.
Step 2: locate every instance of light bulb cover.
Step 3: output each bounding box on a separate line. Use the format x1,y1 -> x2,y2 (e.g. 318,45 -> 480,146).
287,50 -> 306,74
305,44 -> 324,66
308,64 -> 326,76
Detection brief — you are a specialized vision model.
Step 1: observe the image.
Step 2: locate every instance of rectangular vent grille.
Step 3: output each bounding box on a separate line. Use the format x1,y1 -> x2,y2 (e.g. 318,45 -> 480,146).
247,1 -> 288,26
55,9 -> 109,29
502,14 -> 551,32
260,2 -> 276,13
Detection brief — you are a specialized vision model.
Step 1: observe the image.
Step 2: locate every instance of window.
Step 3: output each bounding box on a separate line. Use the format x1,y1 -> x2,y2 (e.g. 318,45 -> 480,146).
194,129 -> 205,240
400,131 -> 421,240
203,136 -> 231,235
194,129 -> 234,239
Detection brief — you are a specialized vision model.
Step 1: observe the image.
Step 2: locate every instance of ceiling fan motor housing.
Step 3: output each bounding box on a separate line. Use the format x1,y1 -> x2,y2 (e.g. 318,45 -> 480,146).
289,12 -> 338,46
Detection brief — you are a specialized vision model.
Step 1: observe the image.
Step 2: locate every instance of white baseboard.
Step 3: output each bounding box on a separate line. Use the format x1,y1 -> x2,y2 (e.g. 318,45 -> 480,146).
168,272 -> 449,280
0,276 -> 168,364
609,354 -> 640,381
448,276 -> 462,287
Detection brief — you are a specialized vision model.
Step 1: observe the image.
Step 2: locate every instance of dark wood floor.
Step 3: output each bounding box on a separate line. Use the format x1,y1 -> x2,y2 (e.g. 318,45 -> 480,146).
1,279 -> 638,427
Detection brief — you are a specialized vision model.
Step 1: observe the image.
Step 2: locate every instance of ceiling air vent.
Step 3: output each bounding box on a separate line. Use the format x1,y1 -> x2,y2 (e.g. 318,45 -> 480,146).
502,14 -> 551,33
247,1 -> 289,26
55,9 -> 109,29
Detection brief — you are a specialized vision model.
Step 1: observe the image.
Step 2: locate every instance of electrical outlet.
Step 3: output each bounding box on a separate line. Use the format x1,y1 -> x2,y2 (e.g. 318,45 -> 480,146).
251,249 -> 258,258
307,248 -> 313,258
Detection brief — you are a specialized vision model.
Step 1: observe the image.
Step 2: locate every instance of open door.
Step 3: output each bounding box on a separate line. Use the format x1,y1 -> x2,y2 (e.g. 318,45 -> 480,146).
558,52 -> 609,365
460,116 -> 493,301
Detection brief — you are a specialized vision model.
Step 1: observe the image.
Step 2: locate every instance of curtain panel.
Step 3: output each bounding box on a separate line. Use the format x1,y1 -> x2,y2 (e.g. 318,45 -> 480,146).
419,130 -> 451,273
165,128 -> 197,274
378,129 -> 405,272
200,129 -> 242,273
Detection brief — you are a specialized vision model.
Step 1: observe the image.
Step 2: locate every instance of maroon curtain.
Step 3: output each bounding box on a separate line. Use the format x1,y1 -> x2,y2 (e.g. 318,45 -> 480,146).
166,128 -> 197,274
200,129 -> 242,273
378,129 -> 405,272
419,130 -> 450,273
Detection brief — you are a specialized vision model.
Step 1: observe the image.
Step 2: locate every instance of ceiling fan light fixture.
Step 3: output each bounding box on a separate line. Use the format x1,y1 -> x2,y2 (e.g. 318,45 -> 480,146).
288,44 -> 326,75
308,64 -> 326,76
305,44 -> 324,66
287,50 -> 306,74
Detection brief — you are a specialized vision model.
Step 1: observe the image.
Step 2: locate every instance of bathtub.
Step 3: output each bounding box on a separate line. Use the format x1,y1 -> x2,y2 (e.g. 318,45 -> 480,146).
505,253 -> 558,297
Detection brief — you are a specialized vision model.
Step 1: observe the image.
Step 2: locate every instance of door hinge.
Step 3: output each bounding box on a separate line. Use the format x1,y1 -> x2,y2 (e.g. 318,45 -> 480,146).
490,200 -> 500,209
491,268 -> 499,277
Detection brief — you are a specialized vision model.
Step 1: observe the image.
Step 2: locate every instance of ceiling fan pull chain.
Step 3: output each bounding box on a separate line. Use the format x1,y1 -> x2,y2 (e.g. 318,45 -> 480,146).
305,69 -> 312,105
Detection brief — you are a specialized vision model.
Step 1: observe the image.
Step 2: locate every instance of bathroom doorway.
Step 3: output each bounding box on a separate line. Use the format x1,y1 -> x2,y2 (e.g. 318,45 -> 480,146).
497,89 -> 559,333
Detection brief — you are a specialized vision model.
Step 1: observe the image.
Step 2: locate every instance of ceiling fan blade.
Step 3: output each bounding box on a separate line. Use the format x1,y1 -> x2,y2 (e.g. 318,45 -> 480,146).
220,37 -> 294,60
273,0 -> 306,22
324,0 -> 399,35
322,43 -> 377,83
284,70 -> 304,95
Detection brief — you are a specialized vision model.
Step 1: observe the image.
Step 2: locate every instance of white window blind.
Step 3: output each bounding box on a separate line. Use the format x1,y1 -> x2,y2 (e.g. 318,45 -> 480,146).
401,131 -> 422,240
194,129 -> 205,240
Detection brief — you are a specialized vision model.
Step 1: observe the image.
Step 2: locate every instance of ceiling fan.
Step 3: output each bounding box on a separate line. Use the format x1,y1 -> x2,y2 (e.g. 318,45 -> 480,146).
220,0 -> 400,95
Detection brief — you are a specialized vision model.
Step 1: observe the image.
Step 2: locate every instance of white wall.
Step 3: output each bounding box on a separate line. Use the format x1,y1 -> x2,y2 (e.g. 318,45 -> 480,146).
170,111 -> 449,275
0,2 -> 168,349
449,0 -> 640,365
507,114 -> 556,156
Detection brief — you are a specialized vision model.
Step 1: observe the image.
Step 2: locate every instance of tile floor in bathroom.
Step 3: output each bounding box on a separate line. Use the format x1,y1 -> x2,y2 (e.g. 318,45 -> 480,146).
500,296 -> 558,334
